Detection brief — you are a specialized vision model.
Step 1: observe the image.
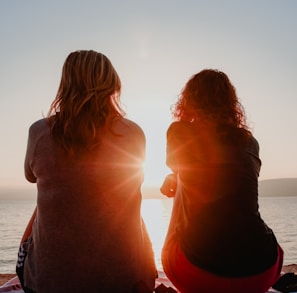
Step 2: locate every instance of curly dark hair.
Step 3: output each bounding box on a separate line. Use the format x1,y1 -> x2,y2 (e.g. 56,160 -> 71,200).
172,69 -> 249,131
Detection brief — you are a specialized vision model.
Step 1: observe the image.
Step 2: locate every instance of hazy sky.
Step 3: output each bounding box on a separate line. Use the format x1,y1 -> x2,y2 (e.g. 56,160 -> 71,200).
1,1 -> 297,189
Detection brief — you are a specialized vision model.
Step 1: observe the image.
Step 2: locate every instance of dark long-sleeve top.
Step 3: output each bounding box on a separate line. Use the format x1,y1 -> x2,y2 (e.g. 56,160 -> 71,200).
165,121 -> 278,277
23,117 -> 156,293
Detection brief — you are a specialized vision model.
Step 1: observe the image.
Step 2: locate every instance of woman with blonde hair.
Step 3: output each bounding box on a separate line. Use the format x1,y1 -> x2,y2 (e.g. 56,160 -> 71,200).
160,69 -> 283,293
16,50 -> 156,293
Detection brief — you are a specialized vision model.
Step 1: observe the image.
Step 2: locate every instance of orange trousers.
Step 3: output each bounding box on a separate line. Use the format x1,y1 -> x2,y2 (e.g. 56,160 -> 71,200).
162,240 -> 283,293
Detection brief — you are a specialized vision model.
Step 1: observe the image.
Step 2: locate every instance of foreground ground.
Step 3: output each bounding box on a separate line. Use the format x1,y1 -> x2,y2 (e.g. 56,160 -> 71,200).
1,265 -> 297,286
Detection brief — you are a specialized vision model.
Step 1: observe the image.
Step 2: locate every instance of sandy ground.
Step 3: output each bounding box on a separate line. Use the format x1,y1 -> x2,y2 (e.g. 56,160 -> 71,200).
1,265 -> 297,286
0,275 -> 16,286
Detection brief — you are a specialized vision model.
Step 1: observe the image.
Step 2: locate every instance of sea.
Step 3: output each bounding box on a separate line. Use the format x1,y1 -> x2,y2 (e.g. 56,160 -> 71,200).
0,196 -> 297,274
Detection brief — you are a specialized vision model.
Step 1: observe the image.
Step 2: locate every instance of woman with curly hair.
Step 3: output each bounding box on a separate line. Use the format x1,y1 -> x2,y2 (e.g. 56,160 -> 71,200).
160,69 -> 283,293
16,50 -> 156,293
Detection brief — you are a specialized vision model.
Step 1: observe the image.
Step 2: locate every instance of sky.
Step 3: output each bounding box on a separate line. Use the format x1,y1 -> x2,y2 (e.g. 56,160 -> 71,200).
0,0 -> 297,190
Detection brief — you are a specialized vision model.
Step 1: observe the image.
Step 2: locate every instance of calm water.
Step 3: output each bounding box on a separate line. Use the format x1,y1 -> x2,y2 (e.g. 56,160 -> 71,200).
0,197 -> 296,273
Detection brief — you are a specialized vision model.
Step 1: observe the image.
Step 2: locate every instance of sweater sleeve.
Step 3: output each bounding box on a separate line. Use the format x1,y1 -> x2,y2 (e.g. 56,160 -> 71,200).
166,122 -> 187,172
24,122 -> 40,183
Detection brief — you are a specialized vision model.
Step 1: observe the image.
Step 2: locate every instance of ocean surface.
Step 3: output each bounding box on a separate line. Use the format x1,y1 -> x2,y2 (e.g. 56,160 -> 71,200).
0,196 -> 297,273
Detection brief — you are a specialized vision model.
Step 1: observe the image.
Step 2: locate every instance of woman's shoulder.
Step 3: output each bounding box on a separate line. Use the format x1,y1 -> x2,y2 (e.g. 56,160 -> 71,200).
246,133 -> 260,155
113,117 -> 145,137
236,128 -> 259,148
167,121 -> 191,133
167,121 -> 198,140
28,118 -> 49,135
121,117 -> 143,129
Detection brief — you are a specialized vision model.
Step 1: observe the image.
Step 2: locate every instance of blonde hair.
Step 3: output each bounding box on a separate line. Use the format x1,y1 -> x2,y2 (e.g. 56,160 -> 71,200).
48,50 -> 124,155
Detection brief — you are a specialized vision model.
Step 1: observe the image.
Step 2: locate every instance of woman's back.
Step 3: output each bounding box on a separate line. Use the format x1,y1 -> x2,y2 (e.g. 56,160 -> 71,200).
161,69 -> 282,293
166,121 -> 278,277
23,117 -> 156,293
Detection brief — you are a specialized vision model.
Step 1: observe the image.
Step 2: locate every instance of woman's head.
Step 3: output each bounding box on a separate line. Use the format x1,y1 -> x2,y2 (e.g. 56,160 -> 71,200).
48,50 -> 124,155
173,69 -> 248,130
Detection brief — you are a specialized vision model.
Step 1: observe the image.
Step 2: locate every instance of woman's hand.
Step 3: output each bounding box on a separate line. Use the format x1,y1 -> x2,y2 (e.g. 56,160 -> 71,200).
160,173 -> 177,197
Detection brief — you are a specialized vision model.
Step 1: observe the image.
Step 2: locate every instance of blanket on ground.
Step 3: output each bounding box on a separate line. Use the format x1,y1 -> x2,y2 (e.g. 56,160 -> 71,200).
0,271 -> 285,293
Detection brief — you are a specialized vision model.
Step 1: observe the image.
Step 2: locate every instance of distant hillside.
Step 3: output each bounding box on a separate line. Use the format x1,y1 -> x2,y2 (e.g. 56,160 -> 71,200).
142,178 -> 297,199
259,178 -> 297,197
1,178 -> 296,200
142,186 -> 163,199
0,186 -> 36,199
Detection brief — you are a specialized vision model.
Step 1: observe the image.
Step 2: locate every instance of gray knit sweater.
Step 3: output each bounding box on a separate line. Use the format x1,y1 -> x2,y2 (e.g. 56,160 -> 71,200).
22,117 -> 156,293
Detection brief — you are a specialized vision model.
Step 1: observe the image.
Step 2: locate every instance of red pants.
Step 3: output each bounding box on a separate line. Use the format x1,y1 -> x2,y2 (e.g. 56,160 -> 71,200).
162,240 -> 283,293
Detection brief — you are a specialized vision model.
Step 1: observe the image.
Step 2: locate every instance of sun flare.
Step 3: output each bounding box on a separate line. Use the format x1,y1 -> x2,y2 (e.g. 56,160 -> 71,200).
141,199 -> 173,270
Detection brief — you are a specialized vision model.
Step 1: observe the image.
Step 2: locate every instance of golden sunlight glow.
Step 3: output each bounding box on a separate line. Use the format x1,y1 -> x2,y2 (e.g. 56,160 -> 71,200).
141,199 -> 173,270
142,144 -> 171,187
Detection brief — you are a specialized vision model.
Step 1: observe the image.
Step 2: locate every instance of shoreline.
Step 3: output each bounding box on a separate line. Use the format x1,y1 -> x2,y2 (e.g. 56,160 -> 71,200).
1,265 -> 296,286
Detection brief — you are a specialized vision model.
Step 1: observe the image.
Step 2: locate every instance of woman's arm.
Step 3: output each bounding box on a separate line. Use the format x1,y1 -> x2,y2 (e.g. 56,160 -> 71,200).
160,173 -> 177,197
160,123 -> 183,197
20,206 -> 37,243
